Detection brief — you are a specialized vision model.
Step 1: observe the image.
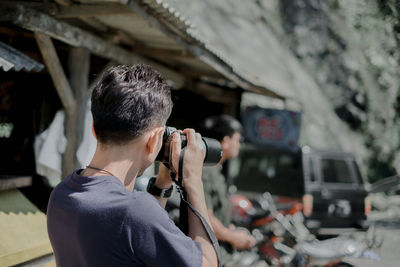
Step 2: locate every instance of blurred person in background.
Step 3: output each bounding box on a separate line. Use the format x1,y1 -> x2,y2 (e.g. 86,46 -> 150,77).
201,115 -> 259,266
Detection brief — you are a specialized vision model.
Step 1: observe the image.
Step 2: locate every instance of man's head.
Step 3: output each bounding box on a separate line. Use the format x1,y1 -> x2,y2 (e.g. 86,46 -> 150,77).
91,64 -> 173,145
201,115 -> 242,160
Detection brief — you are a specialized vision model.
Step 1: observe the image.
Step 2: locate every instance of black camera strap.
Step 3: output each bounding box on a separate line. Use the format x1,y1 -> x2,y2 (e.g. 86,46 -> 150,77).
171,148 -> 222,267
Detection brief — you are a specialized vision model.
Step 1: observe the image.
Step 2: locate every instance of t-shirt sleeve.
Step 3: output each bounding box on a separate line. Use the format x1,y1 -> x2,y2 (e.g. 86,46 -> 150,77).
123,193 -> 202,267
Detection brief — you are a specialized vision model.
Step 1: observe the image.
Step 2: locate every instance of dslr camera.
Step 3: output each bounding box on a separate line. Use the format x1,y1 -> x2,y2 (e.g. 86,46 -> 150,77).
156,126 -> 222,166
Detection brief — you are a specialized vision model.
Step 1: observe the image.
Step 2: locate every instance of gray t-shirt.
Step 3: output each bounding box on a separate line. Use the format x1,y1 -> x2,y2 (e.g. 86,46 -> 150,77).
47,170 -> 202,267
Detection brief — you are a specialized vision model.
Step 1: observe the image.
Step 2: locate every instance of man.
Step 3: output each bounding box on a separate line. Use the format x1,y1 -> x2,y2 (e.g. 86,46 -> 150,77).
47,64 -> 218,267
201,115 -> 257,266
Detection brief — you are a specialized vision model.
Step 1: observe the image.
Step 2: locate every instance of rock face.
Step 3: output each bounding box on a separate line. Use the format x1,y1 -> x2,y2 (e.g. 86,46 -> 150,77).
164,0 -> 399,182
279,0 -> 400,181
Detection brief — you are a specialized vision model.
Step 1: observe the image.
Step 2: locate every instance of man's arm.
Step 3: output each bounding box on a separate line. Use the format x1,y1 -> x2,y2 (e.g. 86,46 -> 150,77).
171,129 -> 218,267
207,209 -> 256,250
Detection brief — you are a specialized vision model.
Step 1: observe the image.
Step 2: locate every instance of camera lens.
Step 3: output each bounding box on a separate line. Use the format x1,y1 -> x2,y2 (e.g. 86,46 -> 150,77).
201,137 -> 223,165
156,127 -> 222,166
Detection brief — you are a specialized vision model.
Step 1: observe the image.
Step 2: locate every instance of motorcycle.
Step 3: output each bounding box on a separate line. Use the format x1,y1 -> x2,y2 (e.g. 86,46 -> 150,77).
230,192 -> 300,266
230,192 -> 382,267
136,176 -> 381,267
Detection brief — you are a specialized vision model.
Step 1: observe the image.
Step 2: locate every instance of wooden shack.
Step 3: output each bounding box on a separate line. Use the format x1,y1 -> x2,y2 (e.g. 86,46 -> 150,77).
0,1 -> 280,265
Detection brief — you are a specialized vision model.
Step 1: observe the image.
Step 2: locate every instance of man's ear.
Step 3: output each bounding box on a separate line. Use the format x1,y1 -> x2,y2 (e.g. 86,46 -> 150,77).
91,122 -> 97,140
146,126 -> 164,155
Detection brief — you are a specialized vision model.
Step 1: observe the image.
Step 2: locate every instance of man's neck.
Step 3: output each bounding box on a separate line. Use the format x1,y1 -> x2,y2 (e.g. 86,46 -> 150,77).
83,142 -> 146,192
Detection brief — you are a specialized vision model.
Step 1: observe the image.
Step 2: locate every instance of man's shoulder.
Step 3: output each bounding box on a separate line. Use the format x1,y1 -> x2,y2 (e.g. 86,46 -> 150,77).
123,191 -> 169,223
49,173 -> 161,217
48,173 -> 73,201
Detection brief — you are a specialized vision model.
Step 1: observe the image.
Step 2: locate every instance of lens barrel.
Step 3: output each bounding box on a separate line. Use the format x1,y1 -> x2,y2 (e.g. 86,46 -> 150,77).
156,127 -> 222,166
201,137 -> 223,165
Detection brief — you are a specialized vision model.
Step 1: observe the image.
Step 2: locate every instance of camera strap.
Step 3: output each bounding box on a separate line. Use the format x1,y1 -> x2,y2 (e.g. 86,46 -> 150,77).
171,148 -> 222,267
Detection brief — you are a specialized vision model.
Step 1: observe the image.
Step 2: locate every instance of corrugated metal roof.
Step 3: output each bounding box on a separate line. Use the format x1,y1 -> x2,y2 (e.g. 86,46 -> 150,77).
74,0 -> 281,97
1,0 -> 281,97
157,0 -> 296,99
0,41 -> 44,72
134,1 -> 252,80
133,0 -> 283,97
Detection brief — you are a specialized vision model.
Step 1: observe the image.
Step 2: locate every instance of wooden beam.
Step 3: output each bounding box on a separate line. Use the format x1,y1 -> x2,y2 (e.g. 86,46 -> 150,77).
0,1 -> 43,8
61,47 -> 90,176
79,17 -> 109,32
51,3 -> 132,18
52,0 -> 109,32
185,80 -> 240,104
0,176 -> 31,191
53,0 -> 71,6
8,5 -> 185,88
0,25 -> 34,38
131,46 -> 194,58
69,48 -> 91,109
53,0 -> 78,177
0,1 -> 127,20
34,32 -> 77,116
176,64 -> 225,79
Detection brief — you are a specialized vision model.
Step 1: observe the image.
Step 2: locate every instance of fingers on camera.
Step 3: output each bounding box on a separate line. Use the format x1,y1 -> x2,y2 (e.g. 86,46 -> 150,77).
195,132 -> 202,143
183,128 -> 195,145
184,128 -> 202,146
171,132 -> 181,157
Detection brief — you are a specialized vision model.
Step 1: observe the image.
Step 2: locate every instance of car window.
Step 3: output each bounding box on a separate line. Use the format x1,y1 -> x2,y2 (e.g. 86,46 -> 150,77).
232,148 -> 303,197
321,158 -> 353,183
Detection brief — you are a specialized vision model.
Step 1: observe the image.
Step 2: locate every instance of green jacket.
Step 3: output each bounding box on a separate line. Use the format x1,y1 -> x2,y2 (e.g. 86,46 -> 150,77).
202,165 -> 233,264
202,165 -> 232,229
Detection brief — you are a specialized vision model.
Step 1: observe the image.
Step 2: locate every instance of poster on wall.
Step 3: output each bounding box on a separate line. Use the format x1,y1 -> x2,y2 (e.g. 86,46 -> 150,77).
242,106 -> 302,152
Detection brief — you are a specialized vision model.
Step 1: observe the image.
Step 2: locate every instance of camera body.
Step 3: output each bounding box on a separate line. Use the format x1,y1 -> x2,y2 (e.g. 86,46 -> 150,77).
156,126 -> 222,166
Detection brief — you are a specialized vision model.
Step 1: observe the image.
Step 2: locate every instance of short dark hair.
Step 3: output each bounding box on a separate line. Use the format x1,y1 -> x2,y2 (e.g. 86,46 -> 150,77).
201,115 -> 242,141
91,64 -> 173,145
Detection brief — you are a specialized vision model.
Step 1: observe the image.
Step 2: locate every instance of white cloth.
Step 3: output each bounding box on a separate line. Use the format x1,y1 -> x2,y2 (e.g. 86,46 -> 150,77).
34,100 -> 97,187
34,110 -> 66,187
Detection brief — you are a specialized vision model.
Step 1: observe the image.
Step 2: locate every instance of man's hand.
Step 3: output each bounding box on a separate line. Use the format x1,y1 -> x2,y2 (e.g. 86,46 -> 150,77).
170,129 -> 205,188
209,211 -> 257,251
170,129 -> 218,267
228,228 -> 257,250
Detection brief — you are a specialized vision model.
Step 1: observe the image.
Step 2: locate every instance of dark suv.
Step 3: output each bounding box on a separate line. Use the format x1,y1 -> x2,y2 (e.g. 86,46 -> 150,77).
229,144 -> 369,233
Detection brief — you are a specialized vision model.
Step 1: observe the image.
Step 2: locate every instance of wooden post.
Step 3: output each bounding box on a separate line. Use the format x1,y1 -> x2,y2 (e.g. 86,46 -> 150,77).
34,32 -> 78,177
67,47 -> 90,171
34,32 -> 77,116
